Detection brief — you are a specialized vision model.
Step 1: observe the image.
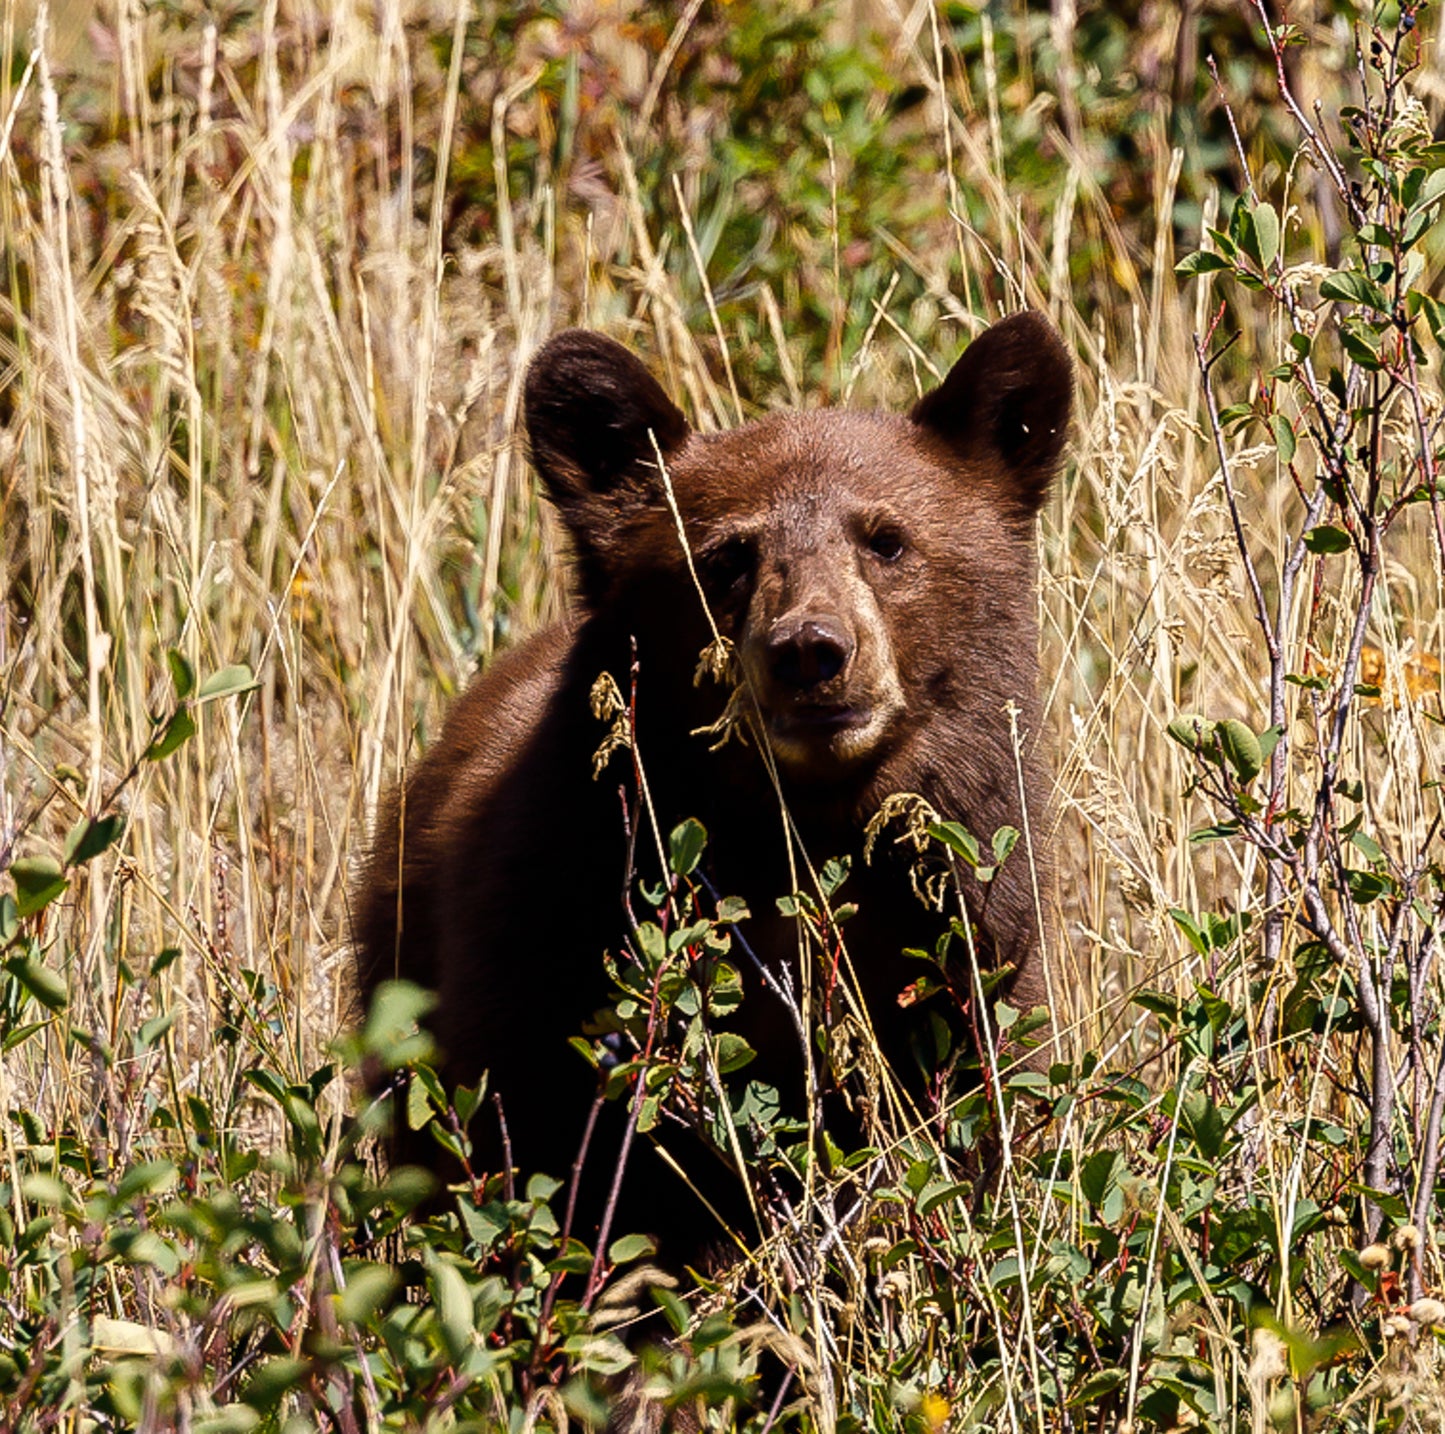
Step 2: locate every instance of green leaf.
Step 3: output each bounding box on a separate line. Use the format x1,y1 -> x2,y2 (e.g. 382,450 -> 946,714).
145,708 -> 196,761
1206,225 -> 1238,261
1166,714 -> 1215,751
10,857 -> 68,918
1070,1370 -> 1128,1406
927,820 -> 982,867
1175,250 -> 1232,276
547,1239 -> 594,1275
0,894 -> 16,946
715,895 -> 749,923
1337,1248 -> 1371,1287
1181,1090 -> 1226,1159
1410,166 -> 1445,215
1408,292 -> 1445,348
1320,270 -> 1389,311
1233,201 -> 1261,266
526,1171 -> 563,1204
1253,201 -> 1279,269
562,1331 -> 634,1378
1190,821 -> 1241,844
362,979 -> 437,1073
1170,909 -> 1209,956
1351,830 -> 1384,862
166,648 -> 195,700
635,922 -> 665,968
1341,325 -> 1383,369
5,954 -> 68,1011
196,664 -> 259,702
653,1285 -> 690,1335
217,1282 -> 280,1311
193,1406 -> 263,1434
1404,208 -> 1435,251
1134,989 -> 1179,1020
1345,869 -> 1392,904
607,1233 -> 657,1265
1304,525 -> 1351,555
138,1010 -> 177,1050
150,947 -> 181,975
453,1080 -> 483,1129
3,1022 -> 48,1054
713,1031 -> 755,1073
1217,719 -> 1263,784
454,1195 -> 505,1251
668,818 -> 707,877
63,814 -> 124,868
22,1174 -> 79,1211
1079,1149 -> 1125,1213
336,1264 -> 399,1324
428,1254 -> 475,1365
991,825 -> 1020,864
116,1161 -> 179,1200
918,1180 -> 972,1217
244,1067 -> 289,1105
242,1358 -> 310,1411
1269,413 -> 1297,464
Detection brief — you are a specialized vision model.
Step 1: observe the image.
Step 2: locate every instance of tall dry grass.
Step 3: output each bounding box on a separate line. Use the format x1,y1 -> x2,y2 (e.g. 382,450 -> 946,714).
4,0 -> 1445,1425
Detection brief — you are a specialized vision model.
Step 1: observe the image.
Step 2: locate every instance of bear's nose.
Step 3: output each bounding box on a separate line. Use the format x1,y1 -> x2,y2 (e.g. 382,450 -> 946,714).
767,616 -> 853,691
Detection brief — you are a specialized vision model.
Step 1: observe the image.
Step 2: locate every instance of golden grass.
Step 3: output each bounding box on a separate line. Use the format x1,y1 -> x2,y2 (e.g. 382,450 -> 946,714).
4,0 -> 1445,1424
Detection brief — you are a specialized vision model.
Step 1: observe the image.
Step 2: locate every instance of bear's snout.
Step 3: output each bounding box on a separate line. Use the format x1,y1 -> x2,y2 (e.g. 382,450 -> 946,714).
744,582 -> 905,773
766,613 -> 854,692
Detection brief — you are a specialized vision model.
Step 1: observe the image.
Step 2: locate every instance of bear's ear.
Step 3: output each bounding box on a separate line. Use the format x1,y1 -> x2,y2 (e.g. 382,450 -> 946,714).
525,330 -> 690,512
910,311 -> 1072,512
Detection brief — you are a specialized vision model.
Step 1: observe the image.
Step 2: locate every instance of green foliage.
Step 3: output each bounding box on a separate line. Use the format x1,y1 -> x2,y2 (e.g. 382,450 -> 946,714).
14,791 -> 1416,1431
0,966 -> 785,1430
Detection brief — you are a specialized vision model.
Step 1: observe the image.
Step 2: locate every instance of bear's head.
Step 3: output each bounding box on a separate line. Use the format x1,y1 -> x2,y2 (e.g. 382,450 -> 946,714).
524,313 -> 1072,784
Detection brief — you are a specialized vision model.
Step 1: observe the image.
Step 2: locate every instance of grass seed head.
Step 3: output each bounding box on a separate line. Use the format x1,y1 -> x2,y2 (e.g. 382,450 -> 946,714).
1248,1326 -> 1289,1383
1412,1299 -> 1445,1329
1360,1243 -> 1393,1271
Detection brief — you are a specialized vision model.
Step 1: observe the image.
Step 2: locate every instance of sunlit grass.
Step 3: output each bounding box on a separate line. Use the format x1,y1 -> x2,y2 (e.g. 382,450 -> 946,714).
3,1 -> 1445,1428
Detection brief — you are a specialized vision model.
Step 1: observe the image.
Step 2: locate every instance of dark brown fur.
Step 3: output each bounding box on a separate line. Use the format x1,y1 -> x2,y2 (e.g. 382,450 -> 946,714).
355,312 -> 1072,1255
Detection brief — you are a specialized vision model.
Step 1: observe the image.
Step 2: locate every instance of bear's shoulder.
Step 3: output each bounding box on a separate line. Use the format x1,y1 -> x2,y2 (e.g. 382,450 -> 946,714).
426,619 -> 580,809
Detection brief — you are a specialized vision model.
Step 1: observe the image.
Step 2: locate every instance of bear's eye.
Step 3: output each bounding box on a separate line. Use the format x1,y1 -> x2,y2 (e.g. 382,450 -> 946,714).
867,527 -> 906,563
701,538 -> 756,598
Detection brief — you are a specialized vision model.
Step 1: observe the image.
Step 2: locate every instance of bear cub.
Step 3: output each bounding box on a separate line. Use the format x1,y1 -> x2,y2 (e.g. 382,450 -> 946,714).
356,311 -> 1073,1255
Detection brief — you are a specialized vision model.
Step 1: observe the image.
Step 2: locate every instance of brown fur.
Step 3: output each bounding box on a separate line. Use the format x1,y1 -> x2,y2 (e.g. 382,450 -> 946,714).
355,312 -> 1072,1255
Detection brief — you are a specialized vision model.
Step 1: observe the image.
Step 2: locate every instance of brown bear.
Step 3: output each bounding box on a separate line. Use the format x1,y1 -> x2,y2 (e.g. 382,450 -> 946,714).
355,311 -> 1071,1256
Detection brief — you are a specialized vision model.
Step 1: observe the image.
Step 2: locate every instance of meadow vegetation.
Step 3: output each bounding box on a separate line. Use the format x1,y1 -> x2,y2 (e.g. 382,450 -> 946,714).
3,0 -> 1445,1428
